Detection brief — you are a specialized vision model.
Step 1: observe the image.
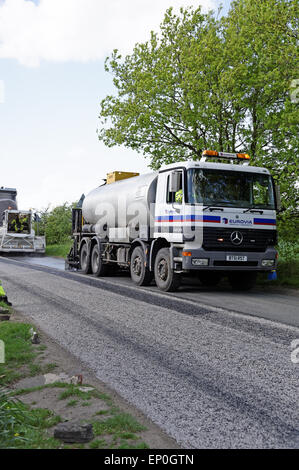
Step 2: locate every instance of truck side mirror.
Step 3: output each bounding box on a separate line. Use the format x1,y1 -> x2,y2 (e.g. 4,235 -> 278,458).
275,184 -> 282,212
169,171 -> 181,193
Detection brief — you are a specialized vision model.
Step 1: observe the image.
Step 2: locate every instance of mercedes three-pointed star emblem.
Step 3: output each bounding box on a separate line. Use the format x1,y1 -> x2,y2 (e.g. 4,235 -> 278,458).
230,231 -> 243,245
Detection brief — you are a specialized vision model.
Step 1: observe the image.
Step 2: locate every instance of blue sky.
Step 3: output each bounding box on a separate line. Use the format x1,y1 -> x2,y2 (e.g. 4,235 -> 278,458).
0,0 -> 231,210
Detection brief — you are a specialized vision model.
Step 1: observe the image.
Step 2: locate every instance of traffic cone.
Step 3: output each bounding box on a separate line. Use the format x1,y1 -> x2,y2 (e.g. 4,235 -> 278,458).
0,281 -> 12,306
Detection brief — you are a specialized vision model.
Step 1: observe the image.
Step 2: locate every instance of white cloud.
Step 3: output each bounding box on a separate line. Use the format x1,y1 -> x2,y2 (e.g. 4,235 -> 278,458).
0,0 -> 216,67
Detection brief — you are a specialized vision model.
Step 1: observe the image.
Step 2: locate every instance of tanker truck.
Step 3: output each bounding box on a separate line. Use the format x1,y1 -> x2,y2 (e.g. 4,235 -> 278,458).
66,150 -> 280,291
0,187 -> 45,254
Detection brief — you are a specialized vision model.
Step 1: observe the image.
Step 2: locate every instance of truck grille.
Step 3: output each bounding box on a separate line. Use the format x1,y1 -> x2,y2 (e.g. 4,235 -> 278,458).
203,227 -> 277,252
213,261 -> 258,266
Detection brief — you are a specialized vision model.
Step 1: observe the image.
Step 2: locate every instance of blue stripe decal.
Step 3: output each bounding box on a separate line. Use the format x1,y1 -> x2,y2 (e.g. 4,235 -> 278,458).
155,215 -> 221,223
254,218 -> 276,225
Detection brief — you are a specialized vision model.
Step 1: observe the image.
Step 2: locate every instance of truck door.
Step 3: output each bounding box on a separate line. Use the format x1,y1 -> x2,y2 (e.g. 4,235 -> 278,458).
164,170 -> 185,242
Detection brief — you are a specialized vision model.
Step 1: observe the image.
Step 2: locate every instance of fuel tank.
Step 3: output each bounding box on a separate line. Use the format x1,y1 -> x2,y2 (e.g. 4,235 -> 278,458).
82,173 -> 158,234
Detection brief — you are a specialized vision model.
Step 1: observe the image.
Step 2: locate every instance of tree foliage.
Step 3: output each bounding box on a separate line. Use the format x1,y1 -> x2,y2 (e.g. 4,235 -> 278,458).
98,0 -> 298,222
35,204 -> 72,245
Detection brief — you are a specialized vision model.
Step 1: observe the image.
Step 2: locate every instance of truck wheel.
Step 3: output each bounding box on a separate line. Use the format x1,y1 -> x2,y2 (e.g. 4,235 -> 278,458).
228,272 -> 257,291
130,246 -> 152,286
198,272 -> 221,287
154,248 -> 180,292
80,243 -> 91,274
91,244 -> 108,277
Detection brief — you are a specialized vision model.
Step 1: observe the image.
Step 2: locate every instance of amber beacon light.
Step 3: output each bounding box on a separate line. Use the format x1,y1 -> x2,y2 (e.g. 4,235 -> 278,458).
202,150 -> 250,160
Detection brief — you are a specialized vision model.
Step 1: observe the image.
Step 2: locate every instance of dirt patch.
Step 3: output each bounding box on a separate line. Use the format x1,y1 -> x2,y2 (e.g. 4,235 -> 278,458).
20,387 -> 110,422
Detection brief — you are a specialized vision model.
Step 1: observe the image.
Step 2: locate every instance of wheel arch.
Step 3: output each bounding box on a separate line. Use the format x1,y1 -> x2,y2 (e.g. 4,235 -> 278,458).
149,238 -> 170,271
79,237 -> 92,254
90,236 -> 101,251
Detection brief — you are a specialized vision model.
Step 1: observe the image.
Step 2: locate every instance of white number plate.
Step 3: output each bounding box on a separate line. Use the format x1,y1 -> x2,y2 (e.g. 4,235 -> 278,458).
226,255 -> 247,262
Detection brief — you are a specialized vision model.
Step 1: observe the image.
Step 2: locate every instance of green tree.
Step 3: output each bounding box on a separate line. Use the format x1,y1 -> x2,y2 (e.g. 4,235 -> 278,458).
98,0 -> 298,224
43,204 -> 72,245
99,7 -> 217,167
221,0 -> 298,223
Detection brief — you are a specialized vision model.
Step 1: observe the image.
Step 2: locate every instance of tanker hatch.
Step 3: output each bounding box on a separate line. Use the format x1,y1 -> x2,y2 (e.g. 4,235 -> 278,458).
106,171 -> 139,184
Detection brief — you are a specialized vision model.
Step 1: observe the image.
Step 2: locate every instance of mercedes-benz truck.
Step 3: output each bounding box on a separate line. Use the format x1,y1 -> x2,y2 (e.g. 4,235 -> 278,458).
66,151 -> 279,291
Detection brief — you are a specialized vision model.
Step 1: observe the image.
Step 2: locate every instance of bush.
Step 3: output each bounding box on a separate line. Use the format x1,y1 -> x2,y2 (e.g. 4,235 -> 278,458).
34,203 -> 73,246
277,213 -> 299,243
277,240 -> 299,262
45,204 -> 72,245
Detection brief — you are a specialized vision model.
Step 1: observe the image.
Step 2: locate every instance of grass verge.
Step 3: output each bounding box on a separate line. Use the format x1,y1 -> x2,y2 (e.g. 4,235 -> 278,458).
0,322 -> 62,448
257,260 -> 299,288
0,322 -> 37,385
0,301 -> 12,311
0,319 -> 149,449
0,389 -> 61,449
45,242 -> 72,258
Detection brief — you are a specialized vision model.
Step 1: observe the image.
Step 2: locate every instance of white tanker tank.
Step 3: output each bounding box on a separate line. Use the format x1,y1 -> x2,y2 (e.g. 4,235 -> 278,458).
82,173 -> 158,240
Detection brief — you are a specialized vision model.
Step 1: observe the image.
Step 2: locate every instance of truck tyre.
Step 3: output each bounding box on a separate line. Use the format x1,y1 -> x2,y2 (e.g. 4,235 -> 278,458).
80,243 -> 91,274
198,272 -> 221,287
91,244 -> 108,277
130,246 -> 152,286
154,248 -> 180,292
228,272 -> 257,291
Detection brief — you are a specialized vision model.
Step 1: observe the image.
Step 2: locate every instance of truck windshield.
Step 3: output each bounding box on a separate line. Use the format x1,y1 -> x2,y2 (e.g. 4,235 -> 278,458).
187,169 -> 275,210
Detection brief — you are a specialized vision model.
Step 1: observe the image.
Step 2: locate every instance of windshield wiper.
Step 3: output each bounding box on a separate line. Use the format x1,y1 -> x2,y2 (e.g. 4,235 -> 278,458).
203,205 -> 224,212
243,207 -> 264,214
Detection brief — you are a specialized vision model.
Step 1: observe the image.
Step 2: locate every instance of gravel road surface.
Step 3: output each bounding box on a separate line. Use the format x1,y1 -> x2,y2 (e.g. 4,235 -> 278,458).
0,257 -> 298,448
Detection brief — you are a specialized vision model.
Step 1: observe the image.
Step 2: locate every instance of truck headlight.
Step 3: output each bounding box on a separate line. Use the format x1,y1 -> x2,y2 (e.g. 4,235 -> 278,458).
262,259 -> 275,267
192,258 -> 209,266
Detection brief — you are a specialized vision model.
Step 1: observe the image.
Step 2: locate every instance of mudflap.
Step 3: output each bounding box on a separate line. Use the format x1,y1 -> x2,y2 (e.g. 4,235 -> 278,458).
65,244 -> 80,271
